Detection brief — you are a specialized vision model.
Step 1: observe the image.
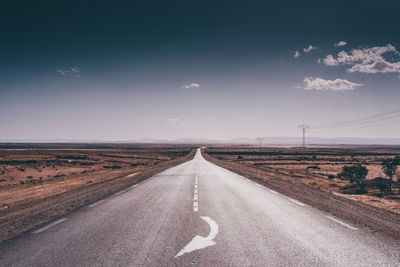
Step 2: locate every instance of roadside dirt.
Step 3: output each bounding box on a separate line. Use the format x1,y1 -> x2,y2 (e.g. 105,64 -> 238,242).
203,148 -> 400,243
0,145 -> 195,243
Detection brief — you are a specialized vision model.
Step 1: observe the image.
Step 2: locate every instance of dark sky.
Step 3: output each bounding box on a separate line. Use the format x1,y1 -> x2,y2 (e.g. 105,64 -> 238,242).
1,0 -> 400,140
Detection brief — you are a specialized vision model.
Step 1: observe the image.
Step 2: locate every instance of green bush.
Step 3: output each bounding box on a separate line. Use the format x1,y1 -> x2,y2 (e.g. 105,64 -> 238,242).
338,165 -> 368,194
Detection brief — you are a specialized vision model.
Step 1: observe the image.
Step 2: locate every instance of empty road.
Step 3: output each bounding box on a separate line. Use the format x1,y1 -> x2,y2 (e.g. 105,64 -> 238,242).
0,149 -> 399,266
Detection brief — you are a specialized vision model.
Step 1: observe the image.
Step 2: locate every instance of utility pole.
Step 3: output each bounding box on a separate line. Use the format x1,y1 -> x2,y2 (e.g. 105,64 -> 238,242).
298,124 -> 310,148
257,137 -> 263,148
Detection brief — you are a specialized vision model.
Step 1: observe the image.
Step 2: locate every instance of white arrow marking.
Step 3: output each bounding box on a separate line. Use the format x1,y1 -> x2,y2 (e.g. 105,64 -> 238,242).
175,216 -> 219,258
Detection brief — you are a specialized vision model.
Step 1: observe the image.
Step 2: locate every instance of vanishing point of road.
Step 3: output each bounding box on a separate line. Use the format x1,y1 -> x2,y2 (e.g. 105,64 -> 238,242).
0,149 -> 399,266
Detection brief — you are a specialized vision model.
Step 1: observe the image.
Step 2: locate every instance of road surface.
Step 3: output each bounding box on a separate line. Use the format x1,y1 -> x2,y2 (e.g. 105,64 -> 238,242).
0,149 -> 399,266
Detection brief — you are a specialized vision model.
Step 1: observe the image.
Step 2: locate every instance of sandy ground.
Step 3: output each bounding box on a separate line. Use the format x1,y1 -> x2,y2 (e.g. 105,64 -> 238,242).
205,146 -> 400,214
203,149 -> 400,243
0,145 -> 195,242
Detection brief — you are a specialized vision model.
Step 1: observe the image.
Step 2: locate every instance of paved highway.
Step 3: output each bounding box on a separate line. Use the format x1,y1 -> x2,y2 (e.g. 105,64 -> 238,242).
0,149 -> 399,266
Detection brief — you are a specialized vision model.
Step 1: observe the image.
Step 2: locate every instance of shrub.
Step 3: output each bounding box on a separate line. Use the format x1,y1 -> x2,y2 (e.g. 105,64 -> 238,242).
103,165 -> 122,169
306,166 -> 320,172
338,165 -> 368,194
381,157 -> 399,194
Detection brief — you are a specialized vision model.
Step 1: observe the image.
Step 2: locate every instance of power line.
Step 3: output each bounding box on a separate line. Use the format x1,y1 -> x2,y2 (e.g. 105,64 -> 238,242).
313,107 -> 400,130
280,128 -> 299,138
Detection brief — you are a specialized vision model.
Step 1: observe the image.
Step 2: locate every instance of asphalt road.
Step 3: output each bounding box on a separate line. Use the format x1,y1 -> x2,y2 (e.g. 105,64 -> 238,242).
0,149 -> 399,266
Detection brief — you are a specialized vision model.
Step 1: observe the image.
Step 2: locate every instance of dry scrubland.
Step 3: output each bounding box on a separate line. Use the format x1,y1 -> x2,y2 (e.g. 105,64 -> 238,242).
0,143 -> 195,242
205,146 -> 400,214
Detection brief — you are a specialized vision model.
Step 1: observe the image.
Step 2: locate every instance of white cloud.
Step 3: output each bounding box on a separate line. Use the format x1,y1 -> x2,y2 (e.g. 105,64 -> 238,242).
57,70 -> 68,76
168,118 -> 181,123
181,82 -> 200,89
323,54 -> 339,66
323,44 -> 400,74
294,51 -> 300,58
334,41 -> 347,47
303,77 -> 363,91
57,66 -> 80,77
303,45 -> 317,53
348,60 -> 400,74
71,66 -> 80,73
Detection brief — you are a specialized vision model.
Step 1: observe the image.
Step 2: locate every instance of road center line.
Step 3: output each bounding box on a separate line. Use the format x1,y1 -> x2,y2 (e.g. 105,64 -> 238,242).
288,198 -> 306,206
194,193 -> 198,200
89,199 -> 105,208
33,218 -> 67,234
193,202 -> 199,212
326,216 -> 359,230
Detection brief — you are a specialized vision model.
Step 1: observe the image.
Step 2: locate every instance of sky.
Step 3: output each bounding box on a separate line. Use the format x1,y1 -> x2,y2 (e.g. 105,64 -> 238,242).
1,0 -> 400,141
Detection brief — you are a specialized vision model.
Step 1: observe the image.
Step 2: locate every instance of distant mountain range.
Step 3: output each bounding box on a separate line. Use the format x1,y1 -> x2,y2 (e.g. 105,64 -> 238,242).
1,137 -> 400,145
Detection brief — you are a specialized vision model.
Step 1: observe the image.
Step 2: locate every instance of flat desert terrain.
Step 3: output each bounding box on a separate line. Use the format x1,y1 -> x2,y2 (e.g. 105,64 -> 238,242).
204,146 -> 400,214
0,143 -> 195,242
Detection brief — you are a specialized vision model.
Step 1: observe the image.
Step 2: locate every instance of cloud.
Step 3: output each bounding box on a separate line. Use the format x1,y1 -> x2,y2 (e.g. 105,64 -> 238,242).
323,55 -> 338,66
303,45 -> 317,53
57,70 -> 68,76
294,51 -> 300,58
57,66 -> 80,77
303,77 -> 363,91
334,41 -> 347,47
348,60 -> 400,74
168,118 -> 181,123
323,44 -> 400,74
181,82 -> 200,89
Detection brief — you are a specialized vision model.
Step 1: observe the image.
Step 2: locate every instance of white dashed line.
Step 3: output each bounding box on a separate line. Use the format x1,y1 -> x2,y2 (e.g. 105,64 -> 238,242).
288,198 -> 306,206
33,218 -> 67,234
193,174 -> 199,211
114,190 -> 125,196
326,216 -> 359,230
126,172 -> 139,178
89,199 -> 105,208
